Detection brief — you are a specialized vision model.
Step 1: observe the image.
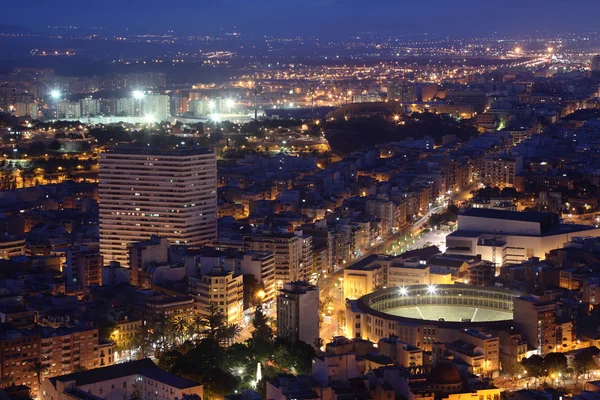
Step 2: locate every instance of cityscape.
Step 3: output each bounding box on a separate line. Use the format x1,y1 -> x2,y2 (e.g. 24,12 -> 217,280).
1,2 -> 600,400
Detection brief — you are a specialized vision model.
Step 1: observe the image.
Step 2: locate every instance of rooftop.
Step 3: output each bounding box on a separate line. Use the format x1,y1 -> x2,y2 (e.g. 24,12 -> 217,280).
49,359 -> 201,390
104,145 -> 213,156
461,208 -> 555,224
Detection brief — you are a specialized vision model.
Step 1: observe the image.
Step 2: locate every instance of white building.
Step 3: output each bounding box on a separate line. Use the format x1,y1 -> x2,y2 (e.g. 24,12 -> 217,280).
13,102 -> 39,118
143,94 -> 170,121
57,101 -> 81,119
446,209 -> 600,266
80,98 -> 101,116
277,281 -> 319,347
41,358 -> 203,400
115,97 -> 135,116
99,146 -> 217,267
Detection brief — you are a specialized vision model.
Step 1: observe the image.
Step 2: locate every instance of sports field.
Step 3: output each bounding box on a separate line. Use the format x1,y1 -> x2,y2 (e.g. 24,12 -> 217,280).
385,305 -> 512,322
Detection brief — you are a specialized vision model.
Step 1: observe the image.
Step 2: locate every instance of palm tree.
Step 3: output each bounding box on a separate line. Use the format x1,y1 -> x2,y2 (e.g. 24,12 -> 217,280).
172,315 -> 189,344
0,374 -> 15,389
220,324 -> 241,346
28,361 -> 48,387
189,313 -> 204,340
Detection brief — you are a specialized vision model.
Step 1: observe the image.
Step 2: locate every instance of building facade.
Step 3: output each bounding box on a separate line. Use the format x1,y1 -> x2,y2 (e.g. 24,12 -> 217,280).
99,147 -> 217,267
277,281 -> 319,347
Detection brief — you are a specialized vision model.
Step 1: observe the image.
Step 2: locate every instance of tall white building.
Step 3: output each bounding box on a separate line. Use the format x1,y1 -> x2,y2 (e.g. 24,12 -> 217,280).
277,281 -> 319,347
80,98 -> 101,116
143,94 -> 170,121
99,146 -> 217,266
57,101 -> 81,118
115,97 -> 135,116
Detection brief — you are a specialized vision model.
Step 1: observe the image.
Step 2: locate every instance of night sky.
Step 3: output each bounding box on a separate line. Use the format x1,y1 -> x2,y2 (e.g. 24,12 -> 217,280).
5,0 -> 600,36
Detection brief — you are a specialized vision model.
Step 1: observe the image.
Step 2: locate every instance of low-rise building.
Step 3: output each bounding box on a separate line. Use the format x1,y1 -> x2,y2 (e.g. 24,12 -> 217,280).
41,358 -> 203,400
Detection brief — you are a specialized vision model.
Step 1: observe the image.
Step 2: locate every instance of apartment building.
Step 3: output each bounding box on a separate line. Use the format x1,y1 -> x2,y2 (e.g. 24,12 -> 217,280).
244,233 -> 312,287
513,295 -> 558,355
99,146 -> 217,267
0,236 -> 25,259
64,249 -> 102,288
128,236 -> 170,288
378,337 -> 424,367
189,268 -> 244,326
481,155 -> 523,188
277,282 -> 319,347
237,252 -> 276,303
366,196 -> 396,236
0,326 -> 104,397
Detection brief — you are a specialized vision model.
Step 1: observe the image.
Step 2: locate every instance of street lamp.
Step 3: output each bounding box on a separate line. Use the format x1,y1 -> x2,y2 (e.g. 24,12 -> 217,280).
50,90 -> 61,120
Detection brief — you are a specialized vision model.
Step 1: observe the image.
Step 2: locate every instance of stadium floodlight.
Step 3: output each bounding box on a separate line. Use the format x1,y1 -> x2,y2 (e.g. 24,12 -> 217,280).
427,284 -> 437,294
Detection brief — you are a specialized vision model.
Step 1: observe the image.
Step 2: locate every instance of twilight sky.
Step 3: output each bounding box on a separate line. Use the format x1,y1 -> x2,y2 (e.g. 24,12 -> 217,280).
5,0 -> 600,36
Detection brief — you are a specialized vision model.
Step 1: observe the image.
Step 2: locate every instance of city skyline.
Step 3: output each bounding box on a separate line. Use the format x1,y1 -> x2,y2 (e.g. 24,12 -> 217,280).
4,0 -> 600,35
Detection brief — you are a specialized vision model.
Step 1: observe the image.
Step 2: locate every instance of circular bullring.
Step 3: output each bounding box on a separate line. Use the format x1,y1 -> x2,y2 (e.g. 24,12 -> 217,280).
355,284 -> 521,328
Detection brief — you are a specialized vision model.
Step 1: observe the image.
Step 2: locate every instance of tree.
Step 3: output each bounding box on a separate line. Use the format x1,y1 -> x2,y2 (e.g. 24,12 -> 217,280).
28,360 -> 48,386
220,324 -> 241,347
201,303 -> 240,346
573,350 -> 598,385
336,309 -> 346,332
131,324 -> 153,359
172,315 -> 190,344
0,374 -> 14,389
544,353 -> 568,382
189,313 -> 205,340
203,303 -> 226,341
243,274 -> 263,309
522,354 -> 546,385
158,349 -> 183,372
252,304 -> 273,341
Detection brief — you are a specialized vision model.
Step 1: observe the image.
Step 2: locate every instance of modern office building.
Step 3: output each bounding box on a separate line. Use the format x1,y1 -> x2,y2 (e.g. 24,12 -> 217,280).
445,209 -> 600,266
99,146 -> 217,267
277,281 -> 319,347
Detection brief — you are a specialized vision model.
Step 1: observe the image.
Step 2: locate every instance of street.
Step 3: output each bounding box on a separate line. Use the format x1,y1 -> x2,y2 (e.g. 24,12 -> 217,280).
317,180 -> 479,342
